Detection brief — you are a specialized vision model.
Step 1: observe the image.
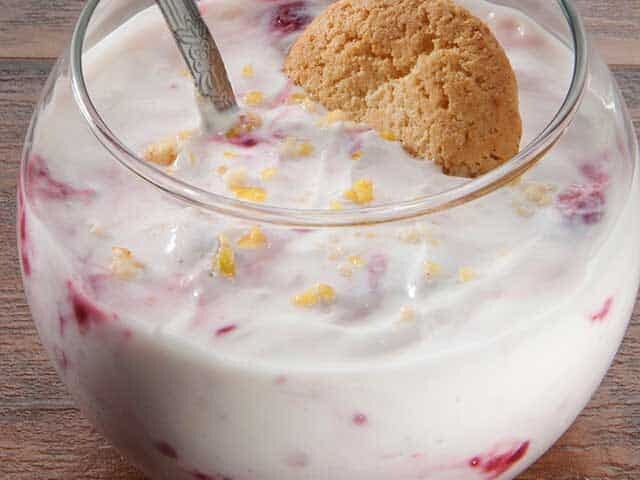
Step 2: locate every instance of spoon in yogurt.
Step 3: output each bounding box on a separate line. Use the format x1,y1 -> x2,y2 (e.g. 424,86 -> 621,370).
155,0 -> 238,131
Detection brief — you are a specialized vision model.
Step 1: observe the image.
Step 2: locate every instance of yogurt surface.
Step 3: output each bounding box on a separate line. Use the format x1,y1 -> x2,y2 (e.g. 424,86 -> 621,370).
19,1 -> 640,479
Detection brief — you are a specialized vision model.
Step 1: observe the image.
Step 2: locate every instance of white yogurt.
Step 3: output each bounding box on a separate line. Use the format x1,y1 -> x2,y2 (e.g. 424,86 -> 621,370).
19,1 -> 640,479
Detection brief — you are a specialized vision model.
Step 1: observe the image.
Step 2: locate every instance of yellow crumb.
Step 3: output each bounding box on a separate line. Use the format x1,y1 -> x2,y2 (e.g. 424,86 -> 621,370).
458,267 -> 476,283
522,182 -> 555,206
380,130 -> 397,141
513,201 -> 534,218
316,284 -> 336,302
179,68 -> 190,78
188,152 -> 197,166
226,112 -> 262,139
213,235 -> 236,278
216,165 -> 229,176
237,226 -> 267,249
351,150 -> 363,160
398,226 -> 440,246
241,64 -> 255,77
399,306 -> 417,322
289,92 -> 317,111
223,150 -> 238,159
398,227 -> 422,244
288,92 -> 307,104
337,264 -> 353,277
231,186 -> 267,203
261,167 -> 278,181
344,179 -> 374,205
293,283 -> 336,307
281,137 -> 315,158
244,90 -> 264,106
110,247 -> 144,280
298,141 -> 315,157
424,261 -> 442,279
348,255 -> 365,267
143,138 -> 178,166
225,167 -> 248,188
177,130 -> 194,141
317,109 -> 349,127
327,245 -> 344,261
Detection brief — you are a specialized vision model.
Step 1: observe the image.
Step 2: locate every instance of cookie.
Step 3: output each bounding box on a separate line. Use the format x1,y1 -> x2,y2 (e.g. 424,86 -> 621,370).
284,0 -> 522,177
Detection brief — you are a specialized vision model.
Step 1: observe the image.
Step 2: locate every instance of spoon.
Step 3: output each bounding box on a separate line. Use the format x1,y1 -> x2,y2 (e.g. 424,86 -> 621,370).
155,0 -> 237,130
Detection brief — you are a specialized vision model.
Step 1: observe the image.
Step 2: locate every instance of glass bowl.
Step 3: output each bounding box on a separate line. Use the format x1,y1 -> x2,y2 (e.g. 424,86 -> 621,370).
18,0 -> 639,479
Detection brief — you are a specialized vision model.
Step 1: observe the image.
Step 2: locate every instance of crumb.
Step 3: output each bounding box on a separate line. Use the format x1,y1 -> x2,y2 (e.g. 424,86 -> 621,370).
289,92 -> 317,111
328,245 -> 345,261
351,150 -> 363,160
237,226 -> 267,248
225,167 -> 248,188
458,267 -> 476,283
226,112 -> 262,139
513,201 -> 534,218
177,130 -> 195,141
398,227 -> 422,244
293,284 -> 336,307
110,247 -> 144,280
399,306 -> 417,322
288,92 -> 308,104
261,167 -> 278,181
244,91 -> 264,106
424,261 -> 442,279
242,64 -> 255,77
213,235 -> 236,278
338,264 -> 353,277
348,255 -> 365,267
317,109 -> 350,127
281,137 -> 315,158
522,181 -> 555,206
144,138 -> 178,166
231,186 -> 267,203
380,130 -> 397,142
330,200 -> 344,210
399,226 -> 439,245
344,179 -> 374,205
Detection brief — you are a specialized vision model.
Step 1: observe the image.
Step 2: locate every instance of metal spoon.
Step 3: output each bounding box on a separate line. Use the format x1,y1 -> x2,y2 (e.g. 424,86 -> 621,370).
155,0 -> 237,130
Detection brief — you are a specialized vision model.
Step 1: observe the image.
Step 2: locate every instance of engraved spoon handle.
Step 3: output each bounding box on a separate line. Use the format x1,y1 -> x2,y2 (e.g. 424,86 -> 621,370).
155,0 -> 237,113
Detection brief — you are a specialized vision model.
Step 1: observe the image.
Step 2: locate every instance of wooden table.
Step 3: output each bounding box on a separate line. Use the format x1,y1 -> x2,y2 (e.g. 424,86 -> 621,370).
1,1 -> 638,478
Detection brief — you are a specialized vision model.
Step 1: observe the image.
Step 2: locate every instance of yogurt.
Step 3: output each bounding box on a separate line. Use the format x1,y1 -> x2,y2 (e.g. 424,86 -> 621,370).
18,0 -> 640,479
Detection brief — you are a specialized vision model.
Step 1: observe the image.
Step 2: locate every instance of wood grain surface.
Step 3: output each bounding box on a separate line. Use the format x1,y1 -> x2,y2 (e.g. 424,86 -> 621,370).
0,1 -> 638,478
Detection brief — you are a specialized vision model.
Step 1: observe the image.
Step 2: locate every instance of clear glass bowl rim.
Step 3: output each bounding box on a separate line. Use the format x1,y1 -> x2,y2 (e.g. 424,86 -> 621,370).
69,0 -> 589,227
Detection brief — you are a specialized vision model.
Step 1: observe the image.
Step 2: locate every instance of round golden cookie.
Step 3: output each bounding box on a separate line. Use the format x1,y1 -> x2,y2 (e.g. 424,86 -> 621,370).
284,0 -> 522,177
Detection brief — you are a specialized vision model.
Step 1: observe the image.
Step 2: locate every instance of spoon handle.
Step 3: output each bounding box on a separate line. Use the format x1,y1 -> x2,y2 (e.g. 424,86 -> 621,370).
155,0 -> 236,112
